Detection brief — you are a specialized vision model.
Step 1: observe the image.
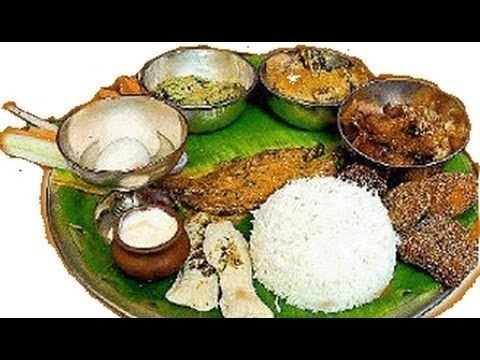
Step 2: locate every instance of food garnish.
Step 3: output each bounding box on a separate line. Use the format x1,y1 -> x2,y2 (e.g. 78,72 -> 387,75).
264,47 -> 373,104
203,221 -> 273,318
158,75 -> 245,106
166,212 -> 219,312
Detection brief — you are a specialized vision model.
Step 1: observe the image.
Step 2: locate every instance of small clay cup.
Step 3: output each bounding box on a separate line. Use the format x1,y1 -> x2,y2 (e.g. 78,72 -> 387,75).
111,205 -> 190,281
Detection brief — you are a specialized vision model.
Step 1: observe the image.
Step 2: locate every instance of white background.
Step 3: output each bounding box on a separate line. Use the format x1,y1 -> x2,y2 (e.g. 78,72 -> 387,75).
0,42 -> 478,318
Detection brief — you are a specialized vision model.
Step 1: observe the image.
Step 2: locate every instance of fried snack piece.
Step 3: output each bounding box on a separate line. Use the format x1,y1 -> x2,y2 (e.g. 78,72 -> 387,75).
94,76 -> 146,99
338,163 -> 388,197
469,220 -> 480,243
384,173 -> 477,233
203,221 -> 273,318
383,181 -> 431,233
60,76 -> 147,122
425,173 -> 478,217
398,215 -> 478,287
166,213 -> 219,312
401,165 -> 442,183
162,146 -> 336,215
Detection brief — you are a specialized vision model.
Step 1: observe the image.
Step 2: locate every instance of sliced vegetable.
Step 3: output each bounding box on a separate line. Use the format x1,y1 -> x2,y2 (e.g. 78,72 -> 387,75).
0,127 -> 67,169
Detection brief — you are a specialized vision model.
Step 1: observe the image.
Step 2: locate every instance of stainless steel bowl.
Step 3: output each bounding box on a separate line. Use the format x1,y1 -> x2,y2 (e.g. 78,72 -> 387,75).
338,77 -> 471,168
259,47 -> 373,131
57,96 -> 188,190
138,46 -> 257,134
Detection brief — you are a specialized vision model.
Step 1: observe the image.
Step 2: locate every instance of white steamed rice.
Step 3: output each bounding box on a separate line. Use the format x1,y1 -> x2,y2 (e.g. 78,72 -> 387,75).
250,176 -> 399,313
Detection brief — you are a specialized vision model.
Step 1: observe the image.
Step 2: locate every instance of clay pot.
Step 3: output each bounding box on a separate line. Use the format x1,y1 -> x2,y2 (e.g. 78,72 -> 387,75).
111,205 -> 190,281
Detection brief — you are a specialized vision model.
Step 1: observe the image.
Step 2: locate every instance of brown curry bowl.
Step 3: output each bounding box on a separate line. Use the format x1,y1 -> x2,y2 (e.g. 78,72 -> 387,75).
338,77 -> 471,168
111,205 -> 190,281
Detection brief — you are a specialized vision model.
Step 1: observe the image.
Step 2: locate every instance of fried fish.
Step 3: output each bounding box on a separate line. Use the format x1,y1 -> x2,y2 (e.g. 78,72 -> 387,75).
162,146 -> 336,215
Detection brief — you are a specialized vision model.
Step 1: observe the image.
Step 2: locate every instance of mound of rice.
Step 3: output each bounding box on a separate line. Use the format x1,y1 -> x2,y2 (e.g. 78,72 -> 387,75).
250,176 -> 399,313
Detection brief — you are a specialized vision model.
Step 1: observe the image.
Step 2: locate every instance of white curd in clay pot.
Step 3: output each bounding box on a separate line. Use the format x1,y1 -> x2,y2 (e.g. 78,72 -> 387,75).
119,207 -> 178,249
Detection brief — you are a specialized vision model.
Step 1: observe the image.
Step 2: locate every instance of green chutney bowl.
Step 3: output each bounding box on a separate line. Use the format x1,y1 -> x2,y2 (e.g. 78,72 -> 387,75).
139,46 -> 257,134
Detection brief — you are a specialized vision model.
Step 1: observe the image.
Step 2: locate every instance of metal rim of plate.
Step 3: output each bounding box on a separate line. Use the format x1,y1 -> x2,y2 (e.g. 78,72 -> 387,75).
41,170 -> 479,318
42,172 -> 134,318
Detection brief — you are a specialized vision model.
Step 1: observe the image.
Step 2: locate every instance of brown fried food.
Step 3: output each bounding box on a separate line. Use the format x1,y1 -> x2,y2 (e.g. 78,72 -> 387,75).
425,173 -> 478,217
384,172 -> 478,233
384,181 -> 431,233
94,76 -> 147,99
162,146 -> 336,215
469,220 -> 480,243
401,165 -> 442,182
338,163 -> 388,197
398,215 -> 478,287
61,76 -> 147,120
